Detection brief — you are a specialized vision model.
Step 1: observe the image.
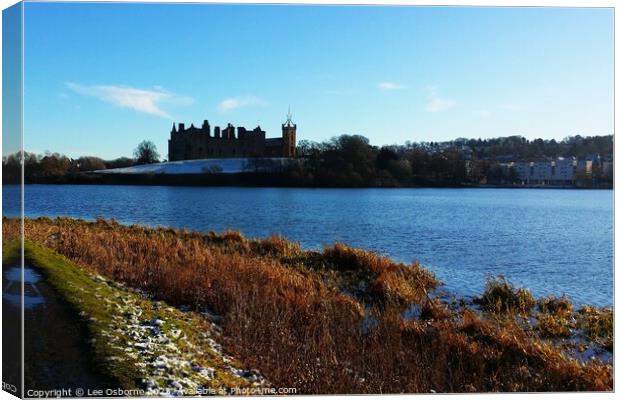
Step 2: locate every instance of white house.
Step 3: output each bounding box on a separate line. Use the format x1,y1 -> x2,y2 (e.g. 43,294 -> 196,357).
513,157 -> 578,185
552,157 -> 575,184
576,160 -> 593,178
515,161 -> 531,182
530,160 -> 553,184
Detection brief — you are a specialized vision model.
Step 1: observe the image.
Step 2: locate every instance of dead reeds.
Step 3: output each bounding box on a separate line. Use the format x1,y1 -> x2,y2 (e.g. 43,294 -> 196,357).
3,217 -> 612,393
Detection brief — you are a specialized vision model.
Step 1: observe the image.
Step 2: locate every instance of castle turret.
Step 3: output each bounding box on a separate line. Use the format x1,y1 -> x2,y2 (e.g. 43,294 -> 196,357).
169,123 -> 177,161
281,109 -> 296,157
223,123 -> 235,139
202,120 -> 211,136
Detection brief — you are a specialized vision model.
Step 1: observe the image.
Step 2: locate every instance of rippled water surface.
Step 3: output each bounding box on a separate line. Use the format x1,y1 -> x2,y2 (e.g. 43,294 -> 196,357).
3,185 -> 613,306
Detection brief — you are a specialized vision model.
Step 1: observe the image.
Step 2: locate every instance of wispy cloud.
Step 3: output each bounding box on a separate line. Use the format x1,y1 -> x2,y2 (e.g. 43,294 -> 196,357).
425,86 -> 455,112
66,82 -> 192,118
378,81 -> 406,91
217,96 -> 267,113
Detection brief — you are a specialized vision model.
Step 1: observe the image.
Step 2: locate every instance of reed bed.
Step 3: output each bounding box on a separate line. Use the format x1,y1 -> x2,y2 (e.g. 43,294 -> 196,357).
3,217 -> 612,393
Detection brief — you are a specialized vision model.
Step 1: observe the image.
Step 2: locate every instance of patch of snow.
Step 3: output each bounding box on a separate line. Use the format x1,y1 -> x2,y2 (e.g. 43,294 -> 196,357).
197,367 -> 214,380
90,276 -> 268,393
206,338 -> 223,354
94,157 -> 298,175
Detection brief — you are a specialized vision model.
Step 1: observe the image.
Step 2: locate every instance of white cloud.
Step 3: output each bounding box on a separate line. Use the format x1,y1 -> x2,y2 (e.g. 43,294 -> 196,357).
378,81 -> 406,91
425,86 -> 455,112
217,96 -> 266,112
66,82 -> 192,118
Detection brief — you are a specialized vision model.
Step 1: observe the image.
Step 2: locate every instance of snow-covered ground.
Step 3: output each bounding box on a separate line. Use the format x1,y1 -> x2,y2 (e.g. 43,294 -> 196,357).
95,158 -> 296,175
88,273 -> 268,395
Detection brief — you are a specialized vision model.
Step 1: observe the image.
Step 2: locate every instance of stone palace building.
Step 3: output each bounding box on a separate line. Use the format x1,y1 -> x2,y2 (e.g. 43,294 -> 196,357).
168,113 -> 297,161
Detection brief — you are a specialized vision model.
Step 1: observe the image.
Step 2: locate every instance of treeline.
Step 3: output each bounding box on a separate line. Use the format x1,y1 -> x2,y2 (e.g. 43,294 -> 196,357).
2,152 -> 135,184
289,135 -> 481,187
2,134 -> 613,187
2,140 -> 158,184
286,133 -> 612,187
415,134 -> 613,160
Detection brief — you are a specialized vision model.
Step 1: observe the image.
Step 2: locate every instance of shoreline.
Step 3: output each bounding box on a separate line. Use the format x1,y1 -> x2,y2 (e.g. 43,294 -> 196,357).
2,217 -> 613,393
4,179 -> 613,190
3,211 -> 613,309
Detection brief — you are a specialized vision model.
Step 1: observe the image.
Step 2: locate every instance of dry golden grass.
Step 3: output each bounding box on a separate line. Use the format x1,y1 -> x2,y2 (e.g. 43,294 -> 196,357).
4,217 -> 612,393
577,305 -> 614,351
536,314 -> 573,338
534,295 -> 575,339
538,295 -> 574,315
476,275 -> 536,315
312,243 -> 440,308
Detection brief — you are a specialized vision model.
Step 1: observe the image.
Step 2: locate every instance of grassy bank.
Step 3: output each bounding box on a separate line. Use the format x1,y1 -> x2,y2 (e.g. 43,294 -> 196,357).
3,217 -> 612,393
3,239 -> 264,394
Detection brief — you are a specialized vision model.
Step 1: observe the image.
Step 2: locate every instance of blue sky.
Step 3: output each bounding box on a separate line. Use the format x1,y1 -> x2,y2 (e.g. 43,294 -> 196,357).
21,3 -> 613,160
3,2 -> 21,156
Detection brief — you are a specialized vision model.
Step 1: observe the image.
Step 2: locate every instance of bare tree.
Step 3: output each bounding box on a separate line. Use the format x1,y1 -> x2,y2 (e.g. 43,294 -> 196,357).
133,140 -> 160,165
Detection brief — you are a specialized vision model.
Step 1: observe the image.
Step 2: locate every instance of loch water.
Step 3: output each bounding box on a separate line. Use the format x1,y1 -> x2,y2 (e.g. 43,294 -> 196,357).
3,185 -> 613,306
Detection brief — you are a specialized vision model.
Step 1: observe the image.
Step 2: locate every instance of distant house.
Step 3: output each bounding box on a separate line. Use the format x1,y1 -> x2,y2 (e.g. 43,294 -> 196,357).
576,160 -> 593,178
531,160 -> 553,183
515,161 -> 532,183
553,157 -> 576,185
584,154 -> 602,167
512,157 -> 578,185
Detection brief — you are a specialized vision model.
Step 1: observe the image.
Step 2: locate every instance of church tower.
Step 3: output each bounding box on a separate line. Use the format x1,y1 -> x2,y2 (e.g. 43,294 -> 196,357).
281,108 -> 297,157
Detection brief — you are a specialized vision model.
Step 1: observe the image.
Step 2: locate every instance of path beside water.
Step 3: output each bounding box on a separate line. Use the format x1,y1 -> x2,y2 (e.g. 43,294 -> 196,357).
2,261 -> 118,393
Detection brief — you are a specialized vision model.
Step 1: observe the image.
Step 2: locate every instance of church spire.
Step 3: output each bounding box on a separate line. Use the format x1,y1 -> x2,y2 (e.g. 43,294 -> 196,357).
171,122 -> 177,133
284,106 -> 294,127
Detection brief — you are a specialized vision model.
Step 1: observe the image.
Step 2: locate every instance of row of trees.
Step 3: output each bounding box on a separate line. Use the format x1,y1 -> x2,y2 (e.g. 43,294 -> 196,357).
409,134 -> 613,161
290,135 -> 482,187
2,140 -> 160,183
287,134 -> 612,187
3,135 -> 612,187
